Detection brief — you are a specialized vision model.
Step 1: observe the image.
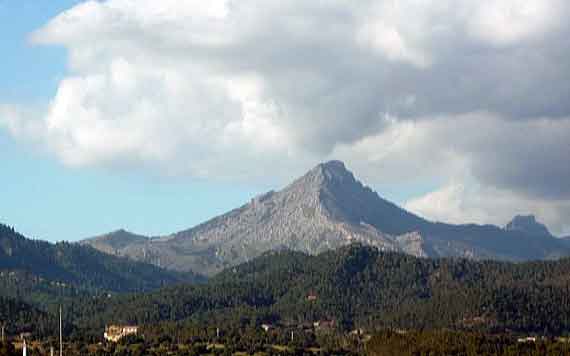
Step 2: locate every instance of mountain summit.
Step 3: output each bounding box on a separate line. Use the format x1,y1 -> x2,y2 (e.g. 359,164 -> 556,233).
290,160 -> 429,235
505,215 -> 552,237
80,229 -> 149,255
81,161 -> 570,275
305,159 -> 350,180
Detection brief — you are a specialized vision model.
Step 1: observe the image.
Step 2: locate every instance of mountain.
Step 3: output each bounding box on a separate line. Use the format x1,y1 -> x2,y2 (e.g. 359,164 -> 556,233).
503,215 -> 570,250
505,215 -> 552,236
0,224 -> 203,298
73,245 -> 570,335
81,161 -> 570,275
79,229 -> 150,256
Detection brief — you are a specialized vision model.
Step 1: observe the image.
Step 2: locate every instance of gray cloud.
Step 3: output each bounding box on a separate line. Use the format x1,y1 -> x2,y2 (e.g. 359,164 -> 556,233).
465,118 -> 570,200
328,113 -> 570,234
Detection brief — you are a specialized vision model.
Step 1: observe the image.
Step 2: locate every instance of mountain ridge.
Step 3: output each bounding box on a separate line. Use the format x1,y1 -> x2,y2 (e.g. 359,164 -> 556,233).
81,161 -> 570,275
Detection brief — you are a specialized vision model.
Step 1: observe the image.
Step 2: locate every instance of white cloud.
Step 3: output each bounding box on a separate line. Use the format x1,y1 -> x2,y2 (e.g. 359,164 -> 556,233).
405,182 -> 490,225
2,0 -> 570,232
467,0 -> 564,46
357,15 -> 432,68
20,0 -> 570,173
36,59 -> 296,177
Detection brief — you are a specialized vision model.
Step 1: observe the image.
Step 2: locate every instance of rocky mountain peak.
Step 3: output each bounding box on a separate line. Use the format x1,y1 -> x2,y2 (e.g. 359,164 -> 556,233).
317,160 -> 349,177
285,160 -> 427,236
283,161 -> 373,219
505,215 -> 552,237
81,162 -> 570,275
292,160 -> 356,191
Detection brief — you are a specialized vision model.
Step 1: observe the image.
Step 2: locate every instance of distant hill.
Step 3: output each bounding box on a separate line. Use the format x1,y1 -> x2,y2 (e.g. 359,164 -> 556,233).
75,245 -> 570,335
79,229 -> 149,256
81,161 -> 570,275
0,224 -> 204,299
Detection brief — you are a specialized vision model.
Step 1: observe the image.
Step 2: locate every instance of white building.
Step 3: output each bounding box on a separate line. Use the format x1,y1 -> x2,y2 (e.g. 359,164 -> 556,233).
104,325 -> 139,342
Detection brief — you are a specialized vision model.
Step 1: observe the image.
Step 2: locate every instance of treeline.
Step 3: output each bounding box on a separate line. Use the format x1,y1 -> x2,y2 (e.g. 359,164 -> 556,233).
5,328 -> 570,356
366,330 -> 570,356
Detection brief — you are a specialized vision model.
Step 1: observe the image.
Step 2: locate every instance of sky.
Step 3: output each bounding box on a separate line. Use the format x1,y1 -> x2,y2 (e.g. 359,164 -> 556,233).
1,1 -> 569,241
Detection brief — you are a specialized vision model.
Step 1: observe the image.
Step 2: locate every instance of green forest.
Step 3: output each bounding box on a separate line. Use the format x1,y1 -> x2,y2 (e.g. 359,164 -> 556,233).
5,244 -> 570,336
63,244 -> 570,335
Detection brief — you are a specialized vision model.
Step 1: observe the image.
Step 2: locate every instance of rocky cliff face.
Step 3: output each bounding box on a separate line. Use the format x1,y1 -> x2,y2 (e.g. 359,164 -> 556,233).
81,161 -> 570,275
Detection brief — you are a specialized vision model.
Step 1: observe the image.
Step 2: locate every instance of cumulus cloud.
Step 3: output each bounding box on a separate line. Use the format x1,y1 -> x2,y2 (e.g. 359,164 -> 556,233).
2,0 -> 570,232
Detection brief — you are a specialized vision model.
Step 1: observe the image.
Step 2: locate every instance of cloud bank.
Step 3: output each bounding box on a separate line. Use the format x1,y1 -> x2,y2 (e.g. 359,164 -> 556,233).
1,0 -> 569,234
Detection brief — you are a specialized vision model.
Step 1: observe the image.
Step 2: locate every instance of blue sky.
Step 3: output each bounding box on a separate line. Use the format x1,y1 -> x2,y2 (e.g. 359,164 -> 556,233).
1,1 -> 569,239
0,1 -> 66,105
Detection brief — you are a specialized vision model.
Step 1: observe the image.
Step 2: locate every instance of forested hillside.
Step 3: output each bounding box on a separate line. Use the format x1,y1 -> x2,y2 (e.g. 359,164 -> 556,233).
0,224 -> 203,297
69,244 -> 570,336
0,296 -> 53,336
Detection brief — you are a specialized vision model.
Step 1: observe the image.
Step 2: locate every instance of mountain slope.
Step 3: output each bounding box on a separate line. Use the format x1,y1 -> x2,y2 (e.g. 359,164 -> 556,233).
82,161 -> 570,275
0,224 -> 203,296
